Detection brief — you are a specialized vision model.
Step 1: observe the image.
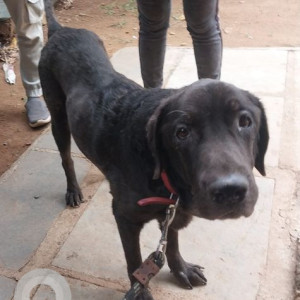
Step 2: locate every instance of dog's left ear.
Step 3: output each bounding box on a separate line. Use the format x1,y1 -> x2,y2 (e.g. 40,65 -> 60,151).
248,93 -> 269,176
147,98 -> 170,180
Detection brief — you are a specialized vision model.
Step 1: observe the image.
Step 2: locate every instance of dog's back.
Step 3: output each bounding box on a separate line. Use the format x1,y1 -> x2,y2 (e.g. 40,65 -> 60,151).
41,8 -> 115,95
39,0 -> 146,169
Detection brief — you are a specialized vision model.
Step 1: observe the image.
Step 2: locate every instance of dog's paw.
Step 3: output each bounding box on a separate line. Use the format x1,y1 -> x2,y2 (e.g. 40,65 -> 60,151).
135,288 -> 154,300
65,189 -> 84,207
171,261 -> 207,289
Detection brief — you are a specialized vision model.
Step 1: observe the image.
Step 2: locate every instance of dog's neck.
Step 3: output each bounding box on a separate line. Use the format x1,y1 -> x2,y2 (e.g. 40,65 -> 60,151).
138,170 -> 178,206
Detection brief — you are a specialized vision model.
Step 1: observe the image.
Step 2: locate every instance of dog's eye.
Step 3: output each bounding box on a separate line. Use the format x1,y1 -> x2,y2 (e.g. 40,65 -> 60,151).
238,113 -> 252,129
176,127 -> 189,139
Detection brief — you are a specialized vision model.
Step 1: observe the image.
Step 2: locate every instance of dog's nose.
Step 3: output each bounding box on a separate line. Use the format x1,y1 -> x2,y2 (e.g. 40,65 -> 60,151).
209,174 -> 248,205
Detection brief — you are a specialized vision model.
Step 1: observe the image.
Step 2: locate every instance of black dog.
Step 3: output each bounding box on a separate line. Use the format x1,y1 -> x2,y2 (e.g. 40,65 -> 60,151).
40,1 -> 269,299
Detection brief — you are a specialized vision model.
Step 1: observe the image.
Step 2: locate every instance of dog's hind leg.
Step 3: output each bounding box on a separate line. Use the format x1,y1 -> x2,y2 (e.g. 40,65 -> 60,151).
41,74 -> 83,207
52,113 -> 84,207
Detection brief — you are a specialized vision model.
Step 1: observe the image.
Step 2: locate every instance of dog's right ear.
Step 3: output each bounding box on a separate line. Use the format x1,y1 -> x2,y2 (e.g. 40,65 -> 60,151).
146,98 -> 170,180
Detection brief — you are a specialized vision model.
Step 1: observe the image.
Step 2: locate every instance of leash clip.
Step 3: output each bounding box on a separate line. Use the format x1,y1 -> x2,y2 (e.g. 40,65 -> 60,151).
155,196 -> 179,257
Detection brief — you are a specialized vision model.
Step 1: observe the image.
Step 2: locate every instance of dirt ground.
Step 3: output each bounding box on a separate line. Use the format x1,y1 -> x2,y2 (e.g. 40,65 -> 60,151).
0,0 -> 299,176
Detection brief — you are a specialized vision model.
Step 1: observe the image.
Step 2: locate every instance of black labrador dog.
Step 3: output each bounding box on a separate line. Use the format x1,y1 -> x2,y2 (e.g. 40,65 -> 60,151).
40,1 -> 269,299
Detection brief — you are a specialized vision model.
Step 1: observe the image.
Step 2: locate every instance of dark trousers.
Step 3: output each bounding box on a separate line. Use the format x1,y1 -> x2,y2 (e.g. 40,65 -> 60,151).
137,0 -> 222,88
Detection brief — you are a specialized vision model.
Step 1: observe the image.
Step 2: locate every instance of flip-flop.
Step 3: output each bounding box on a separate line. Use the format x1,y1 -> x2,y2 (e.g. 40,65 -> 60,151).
25,97 -> 51,128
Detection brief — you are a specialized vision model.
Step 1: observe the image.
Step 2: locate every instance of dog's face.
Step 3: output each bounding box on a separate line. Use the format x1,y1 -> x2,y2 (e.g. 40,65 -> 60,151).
148,79 -> 269,220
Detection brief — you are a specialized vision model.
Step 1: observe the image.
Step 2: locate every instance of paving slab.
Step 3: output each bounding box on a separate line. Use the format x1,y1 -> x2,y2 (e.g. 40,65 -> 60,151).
260,96 -> 285,168
166,48 -> 287,95
33,277 -> 123,300
295,50 -> 300,94
111,46 -> 186,88
34,128 -> 82,155
0,0 -> 10,19
0,135 -> 91,271
221,48 -> 288,96
111,47 -> 288,95
53,176 -> 274,300
53,181 -> 126,282
0,276 -> 16,300
278,50 -> 300,170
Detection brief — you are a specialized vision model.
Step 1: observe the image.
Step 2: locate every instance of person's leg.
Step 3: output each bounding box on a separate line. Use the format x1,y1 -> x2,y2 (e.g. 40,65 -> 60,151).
137,0 -> 170,88
183,0 -> 222,80
4,0 -> 50,127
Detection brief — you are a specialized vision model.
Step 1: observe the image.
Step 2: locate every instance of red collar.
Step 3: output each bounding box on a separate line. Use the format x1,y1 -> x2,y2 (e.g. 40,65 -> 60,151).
137,170 -> 178,206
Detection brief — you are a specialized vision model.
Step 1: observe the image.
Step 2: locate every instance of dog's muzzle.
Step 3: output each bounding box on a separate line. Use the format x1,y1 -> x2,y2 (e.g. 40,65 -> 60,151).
191,172 -> 257,220
208,174 -> 249,206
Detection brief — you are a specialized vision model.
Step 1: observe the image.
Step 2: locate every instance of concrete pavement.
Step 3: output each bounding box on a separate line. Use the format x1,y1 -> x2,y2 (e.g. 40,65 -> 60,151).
0,47 -> 299,300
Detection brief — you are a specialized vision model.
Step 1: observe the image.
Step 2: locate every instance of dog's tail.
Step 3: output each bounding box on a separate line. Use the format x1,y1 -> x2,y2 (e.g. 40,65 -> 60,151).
44,0 -> 62,38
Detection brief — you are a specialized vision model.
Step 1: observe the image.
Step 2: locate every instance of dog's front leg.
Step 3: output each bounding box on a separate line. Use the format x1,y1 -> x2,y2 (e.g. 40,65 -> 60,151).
113,213 -> 154,300
166,228 -> 207,289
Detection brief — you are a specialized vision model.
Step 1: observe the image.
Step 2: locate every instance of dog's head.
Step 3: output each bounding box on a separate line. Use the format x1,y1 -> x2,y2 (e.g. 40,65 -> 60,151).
147,79 -> 269,220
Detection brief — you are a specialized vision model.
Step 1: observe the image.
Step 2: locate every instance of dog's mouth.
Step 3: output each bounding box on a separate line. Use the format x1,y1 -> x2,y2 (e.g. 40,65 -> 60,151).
189,190 -> 257,221
190,204 -> 254,220
215,204 -> 255,220
216,209 -> 235,219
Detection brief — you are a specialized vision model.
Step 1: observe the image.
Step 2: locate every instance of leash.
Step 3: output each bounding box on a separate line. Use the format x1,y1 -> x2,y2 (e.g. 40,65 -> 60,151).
122,171 -> 179,300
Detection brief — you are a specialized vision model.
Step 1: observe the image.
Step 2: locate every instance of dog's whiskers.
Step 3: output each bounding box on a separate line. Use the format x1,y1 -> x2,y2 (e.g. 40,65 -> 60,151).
166,110 -> 189,117
217,209 -> 235,219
